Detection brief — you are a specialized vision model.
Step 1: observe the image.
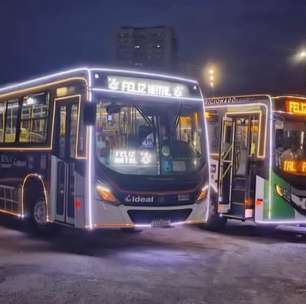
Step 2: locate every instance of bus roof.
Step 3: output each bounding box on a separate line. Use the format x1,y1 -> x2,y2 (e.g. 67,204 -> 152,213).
273,95 -> 306,101
205,94 -> 306,107
0,66 -> 199,95
205,94 -> 271,107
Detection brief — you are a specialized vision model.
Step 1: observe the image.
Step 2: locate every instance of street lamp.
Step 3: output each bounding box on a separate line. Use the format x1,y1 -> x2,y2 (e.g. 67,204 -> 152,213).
294,49 -> 306,92
300,51 -> 306,59
203,65 -> 219,95
209,69 -> 215,88
295,49 -> 306,62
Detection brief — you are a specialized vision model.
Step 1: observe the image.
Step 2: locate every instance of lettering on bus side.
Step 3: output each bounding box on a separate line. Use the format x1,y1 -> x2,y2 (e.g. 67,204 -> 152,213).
0,154 -> 27,168
205,96 -> 264,106
205,97 -> 238,106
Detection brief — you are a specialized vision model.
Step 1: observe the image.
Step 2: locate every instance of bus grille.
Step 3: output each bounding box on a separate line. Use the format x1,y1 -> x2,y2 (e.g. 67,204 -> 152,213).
127,209 -> 192,224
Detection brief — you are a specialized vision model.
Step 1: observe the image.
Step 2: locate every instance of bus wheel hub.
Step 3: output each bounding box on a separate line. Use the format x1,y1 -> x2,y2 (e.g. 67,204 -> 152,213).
34,201 -> 47,225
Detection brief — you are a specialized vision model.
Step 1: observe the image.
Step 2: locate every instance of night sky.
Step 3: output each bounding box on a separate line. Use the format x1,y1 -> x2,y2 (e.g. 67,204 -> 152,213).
1,0 -> 306,95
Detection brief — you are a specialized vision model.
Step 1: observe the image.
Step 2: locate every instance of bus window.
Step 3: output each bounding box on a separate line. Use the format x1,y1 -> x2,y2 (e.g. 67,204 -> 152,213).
20,93 -> 49,143
59,105 -> 67,158
176,112 -> 202,158
70,104 -> 78,157
95,101 -> 158,175
95,99 -> 205,175
0,102 -> 6,142
205,111 -> 219,154
274,116 -> 306,174
250,115 -> 259,157
4,100 -> 19,143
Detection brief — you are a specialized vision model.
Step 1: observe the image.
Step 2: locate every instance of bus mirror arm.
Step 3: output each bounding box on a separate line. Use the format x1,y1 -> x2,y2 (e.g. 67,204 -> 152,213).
84,102 -> 96,126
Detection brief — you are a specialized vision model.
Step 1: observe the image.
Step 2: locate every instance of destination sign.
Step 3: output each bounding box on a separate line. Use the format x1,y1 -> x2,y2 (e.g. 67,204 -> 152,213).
286,100 -> 306,115
107,76 -> 189,98
283,160 -> 306,175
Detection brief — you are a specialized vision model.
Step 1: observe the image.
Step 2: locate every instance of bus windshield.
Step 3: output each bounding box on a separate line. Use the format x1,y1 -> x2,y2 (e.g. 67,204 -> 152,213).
275,114 -> 306,176
95,98 -> 205,176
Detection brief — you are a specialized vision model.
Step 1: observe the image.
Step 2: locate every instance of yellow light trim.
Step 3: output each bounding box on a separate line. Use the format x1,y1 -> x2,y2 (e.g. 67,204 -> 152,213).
21,173 -> 49,220
0,208 -> 22,217
0,77 -> 87,100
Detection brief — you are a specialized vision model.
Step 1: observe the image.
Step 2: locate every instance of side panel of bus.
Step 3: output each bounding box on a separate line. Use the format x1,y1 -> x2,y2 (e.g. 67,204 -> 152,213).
0,78 -> 89,229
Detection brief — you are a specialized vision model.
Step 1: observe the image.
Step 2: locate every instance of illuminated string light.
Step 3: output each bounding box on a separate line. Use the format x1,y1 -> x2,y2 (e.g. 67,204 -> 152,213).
21,173 -> 48,221
199,88 -> 212,222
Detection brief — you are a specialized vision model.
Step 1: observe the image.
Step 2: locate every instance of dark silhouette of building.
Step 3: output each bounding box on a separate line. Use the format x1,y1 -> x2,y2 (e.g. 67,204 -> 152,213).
115,26 -> 177,72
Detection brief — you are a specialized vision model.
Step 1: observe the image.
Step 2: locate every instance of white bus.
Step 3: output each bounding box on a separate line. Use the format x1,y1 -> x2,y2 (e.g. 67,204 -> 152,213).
0,67 -> 210,231
204,95 -> 306,229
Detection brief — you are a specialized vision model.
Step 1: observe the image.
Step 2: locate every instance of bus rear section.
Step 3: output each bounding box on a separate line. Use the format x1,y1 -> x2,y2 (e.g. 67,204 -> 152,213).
205,95 -> 306,228
0,67 -> 210,231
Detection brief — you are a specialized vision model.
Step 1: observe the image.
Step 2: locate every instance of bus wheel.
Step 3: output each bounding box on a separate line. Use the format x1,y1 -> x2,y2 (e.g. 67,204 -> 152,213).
32,199 -> 47,227
202,202 -> 227,232
30,197 -> 54,236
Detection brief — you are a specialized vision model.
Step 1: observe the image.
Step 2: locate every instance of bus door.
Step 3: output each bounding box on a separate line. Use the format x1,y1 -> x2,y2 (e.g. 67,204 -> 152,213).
218,117 -> 235,213
53,99 -> 79,225
218,114 -> 258,219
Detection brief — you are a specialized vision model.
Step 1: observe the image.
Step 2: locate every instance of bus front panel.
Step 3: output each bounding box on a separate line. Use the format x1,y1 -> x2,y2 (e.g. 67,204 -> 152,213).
90,92 -> 209,228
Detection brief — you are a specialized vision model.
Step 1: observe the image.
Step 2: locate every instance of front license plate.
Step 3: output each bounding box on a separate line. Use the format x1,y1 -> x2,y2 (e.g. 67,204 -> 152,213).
151,219 -> 171,228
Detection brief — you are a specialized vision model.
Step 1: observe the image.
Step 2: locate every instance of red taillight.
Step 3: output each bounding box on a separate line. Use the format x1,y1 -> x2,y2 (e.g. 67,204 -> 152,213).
75,199 -> 81,209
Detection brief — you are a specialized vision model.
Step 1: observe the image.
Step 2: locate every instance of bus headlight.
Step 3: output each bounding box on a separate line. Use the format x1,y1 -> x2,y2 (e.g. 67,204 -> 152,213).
196,185 -> 209,202
96,184 -> 117,204
275,184 -> 290,202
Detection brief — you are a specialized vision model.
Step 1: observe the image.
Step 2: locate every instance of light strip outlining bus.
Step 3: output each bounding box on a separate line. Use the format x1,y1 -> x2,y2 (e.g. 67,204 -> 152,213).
204,94 -> 306,229
0,67 -> 210,231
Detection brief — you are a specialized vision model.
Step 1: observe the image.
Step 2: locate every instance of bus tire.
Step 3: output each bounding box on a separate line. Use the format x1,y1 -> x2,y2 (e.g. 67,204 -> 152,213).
31,197 -> 47,227
30,200 -> 60,237
23,179 -> 53,236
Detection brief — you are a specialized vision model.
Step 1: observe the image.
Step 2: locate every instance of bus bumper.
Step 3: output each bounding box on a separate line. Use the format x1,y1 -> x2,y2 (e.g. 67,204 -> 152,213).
89,199 -> 208,229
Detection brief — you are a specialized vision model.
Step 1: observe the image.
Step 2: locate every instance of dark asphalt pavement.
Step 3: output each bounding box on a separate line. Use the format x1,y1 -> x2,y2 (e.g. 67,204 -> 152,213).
0,217 -> 306,304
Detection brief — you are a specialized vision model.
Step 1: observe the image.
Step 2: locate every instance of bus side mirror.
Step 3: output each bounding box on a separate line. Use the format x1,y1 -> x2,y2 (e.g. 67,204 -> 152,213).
84,102 -> 96,125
